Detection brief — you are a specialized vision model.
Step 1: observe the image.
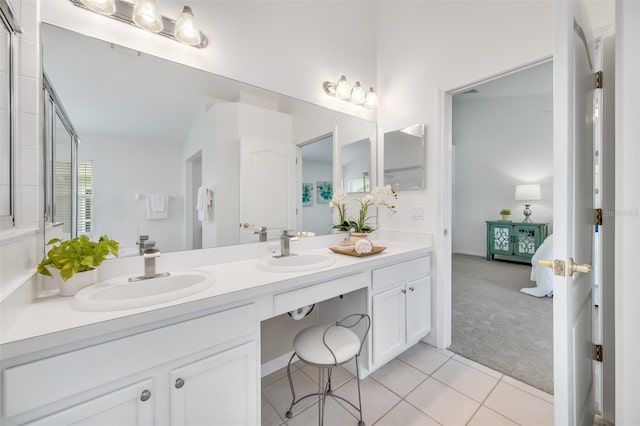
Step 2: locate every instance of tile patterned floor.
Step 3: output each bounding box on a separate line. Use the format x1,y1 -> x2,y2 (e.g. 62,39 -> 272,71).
262,342 -> 555,426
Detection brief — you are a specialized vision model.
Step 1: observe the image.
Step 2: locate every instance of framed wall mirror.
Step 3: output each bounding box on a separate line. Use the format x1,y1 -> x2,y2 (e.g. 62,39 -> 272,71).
41,23 -> 376,255
342,138 -> 371,193
383,123 -> 425,191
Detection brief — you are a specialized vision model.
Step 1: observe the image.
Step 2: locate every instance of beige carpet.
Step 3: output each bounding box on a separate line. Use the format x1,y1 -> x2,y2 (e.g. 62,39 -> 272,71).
448,254 -> 554,394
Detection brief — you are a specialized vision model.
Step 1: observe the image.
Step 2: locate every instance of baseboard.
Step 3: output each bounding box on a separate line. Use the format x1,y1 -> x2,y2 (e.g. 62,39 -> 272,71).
452,250 -> 485,257
261,351 -> 295,377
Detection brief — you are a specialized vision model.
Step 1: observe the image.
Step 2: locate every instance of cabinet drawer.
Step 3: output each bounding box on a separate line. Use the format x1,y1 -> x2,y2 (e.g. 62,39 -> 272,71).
372,257 -> 429,293
4,304 -> 255,419
273,272 -> 368,315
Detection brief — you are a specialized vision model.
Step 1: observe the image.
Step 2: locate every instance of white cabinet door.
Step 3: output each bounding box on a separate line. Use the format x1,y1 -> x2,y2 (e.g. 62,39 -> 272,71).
372,283 -> 406,365
28,379 -> 154,426
406,276 -> 431,343
170,342 -> 257,426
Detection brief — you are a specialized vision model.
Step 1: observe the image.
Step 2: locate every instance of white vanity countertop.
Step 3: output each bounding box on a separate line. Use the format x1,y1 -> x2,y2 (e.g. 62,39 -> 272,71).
0,233 -> 431,360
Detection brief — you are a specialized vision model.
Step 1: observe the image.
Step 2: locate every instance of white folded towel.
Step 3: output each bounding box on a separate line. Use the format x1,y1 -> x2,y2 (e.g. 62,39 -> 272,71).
146,193 -> 168,220
355,238 -> 373,254
196,186 -> 214,222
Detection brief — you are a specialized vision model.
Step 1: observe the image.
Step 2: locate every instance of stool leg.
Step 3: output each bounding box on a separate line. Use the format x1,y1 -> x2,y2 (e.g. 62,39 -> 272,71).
327,367 -> 333,394
355,356 -> 365,426
318,367 -> 325,426
285,353 -> 297,419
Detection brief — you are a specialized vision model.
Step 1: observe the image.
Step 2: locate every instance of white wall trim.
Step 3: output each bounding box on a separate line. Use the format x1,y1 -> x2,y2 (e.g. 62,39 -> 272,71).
436,56 -> 553,352
615,1 -> 640,423
261,351 -> 294,377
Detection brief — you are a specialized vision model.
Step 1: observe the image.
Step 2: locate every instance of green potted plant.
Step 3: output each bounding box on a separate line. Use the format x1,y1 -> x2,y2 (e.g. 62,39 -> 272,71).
38,235 -> 119,296
500,208 -> 512,221
330,189 -> 351,232
349,186 -> 398,241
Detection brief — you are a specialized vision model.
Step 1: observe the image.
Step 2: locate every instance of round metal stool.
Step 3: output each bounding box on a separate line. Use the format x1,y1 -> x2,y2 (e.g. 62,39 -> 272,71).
284,313 -> 371,426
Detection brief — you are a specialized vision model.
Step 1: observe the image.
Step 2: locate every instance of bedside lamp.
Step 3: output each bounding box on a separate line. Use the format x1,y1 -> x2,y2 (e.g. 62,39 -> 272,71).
515,184 -> 542,223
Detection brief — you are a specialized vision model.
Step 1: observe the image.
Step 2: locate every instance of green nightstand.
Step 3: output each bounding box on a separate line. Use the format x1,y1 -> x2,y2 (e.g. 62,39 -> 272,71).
486,221 -> 548,264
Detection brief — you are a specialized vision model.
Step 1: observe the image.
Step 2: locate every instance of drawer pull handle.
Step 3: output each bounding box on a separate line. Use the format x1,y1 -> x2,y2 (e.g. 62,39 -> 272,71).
401,289 -> 407,294
175,378 -> 185,389
140,390 -> 151,402
409,287 -> 415,291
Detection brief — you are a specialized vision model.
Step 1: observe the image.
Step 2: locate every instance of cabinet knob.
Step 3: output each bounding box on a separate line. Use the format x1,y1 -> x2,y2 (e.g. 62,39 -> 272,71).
175,378 -> 185,389
140,390 -> 151,402
401,289 -> 407,294
409,287 -> 415,292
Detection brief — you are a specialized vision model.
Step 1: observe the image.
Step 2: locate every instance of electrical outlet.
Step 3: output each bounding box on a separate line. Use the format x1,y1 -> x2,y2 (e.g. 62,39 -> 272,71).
411,205 -> 424,220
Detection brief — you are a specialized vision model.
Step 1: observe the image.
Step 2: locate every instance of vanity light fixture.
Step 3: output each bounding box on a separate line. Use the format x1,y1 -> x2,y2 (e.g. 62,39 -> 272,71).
70,0 -> 208,48
79,0 -> 116,15
132,0 -> 163,33
323,75 -> 378,109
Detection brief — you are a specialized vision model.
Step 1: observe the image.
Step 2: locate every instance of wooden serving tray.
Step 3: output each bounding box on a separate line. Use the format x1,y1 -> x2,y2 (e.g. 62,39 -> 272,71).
329,245 -> 387,257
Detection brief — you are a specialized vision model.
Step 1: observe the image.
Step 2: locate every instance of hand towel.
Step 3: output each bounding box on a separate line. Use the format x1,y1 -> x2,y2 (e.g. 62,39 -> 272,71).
355,238 -> 373,254
147,193 -> 168,220
196,186 -> 205,221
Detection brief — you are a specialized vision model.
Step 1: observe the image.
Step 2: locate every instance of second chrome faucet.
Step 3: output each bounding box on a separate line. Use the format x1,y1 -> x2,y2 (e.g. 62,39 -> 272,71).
129,236 -> 170,282
277,230 -> 298,257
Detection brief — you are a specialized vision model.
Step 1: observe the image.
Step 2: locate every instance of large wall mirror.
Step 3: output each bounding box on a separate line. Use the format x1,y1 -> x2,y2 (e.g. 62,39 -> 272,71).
383,123 -> 425,191
41,24 -> 376,255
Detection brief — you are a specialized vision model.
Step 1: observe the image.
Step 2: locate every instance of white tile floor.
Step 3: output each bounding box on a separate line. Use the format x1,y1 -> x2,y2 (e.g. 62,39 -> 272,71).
261,342 -> 555,426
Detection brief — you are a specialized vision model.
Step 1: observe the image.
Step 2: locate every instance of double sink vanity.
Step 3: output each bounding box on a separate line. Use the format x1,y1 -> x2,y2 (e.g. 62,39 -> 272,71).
0,231 -> 432,425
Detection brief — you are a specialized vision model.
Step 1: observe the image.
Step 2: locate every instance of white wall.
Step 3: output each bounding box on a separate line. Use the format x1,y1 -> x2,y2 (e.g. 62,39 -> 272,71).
0,0 -> 41,333
615,1 -> 640,423
78,134 -> 185,254
452,94 -> 553,256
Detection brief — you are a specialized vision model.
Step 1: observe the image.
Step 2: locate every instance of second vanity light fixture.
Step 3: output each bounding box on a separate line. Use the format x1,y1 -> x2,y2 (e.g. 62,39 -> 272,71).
72,0 -> 207,48
323,75 -> 378,109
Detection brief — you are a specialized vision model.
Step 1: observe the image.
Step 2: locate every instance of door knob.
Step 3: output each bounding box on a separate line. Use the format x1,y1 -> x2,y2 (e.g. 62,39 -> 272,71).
568,257 -> 592,276
175,378 -> 185,389
539,259 -> 565,276
538,259 -> 553,269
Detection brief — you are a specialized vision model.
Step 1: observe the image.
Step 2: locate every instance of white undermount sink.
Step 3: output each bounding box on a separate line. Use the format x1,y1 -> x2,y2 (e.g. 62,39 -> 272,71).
257,253 -> 336,273
71,270 -> 215,312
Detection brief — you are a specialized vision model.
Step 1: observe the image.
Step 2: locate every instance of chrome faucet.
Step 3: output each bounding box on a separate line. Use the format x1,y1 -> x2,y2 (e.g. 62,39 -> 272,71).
136,235 -> 149,255
254,226 -> 268,242
277,230 -> 298,257
129,239 -> 170,282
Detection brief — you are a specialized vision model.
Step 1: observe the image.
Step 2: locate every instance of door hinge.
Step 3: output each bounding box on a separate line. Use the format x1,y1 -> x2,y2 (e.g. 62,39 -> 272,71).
593,344 -> 603,362
594,208 -> 603,226
595,71 -> 603,89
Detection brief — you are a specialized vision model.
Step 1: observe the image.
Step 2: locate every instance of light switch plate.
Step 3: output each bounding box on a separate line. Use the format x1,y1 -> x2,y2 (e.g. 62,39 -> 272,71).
411,205 -> 424,220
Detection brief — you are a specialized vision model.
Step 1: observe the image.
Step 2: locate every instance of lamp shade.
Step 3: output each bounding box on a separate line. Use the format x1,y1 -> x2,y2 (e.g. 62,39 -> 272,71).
174,6 -> 202,46
515,184 -> 542,201
132,0 -> 163,33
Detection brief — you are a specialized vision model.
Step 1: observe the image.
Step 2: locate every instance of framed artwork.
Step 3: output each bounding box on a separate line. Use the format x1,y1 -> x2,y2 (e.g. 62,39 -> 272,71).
317,181 -> 333,204
302,183 -> 313,207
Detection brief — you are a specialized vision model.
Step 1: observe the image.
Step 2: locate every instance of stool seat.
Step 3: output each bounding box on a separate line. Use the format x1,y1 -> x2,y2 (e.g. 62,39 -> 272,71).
294,324 -> 360,365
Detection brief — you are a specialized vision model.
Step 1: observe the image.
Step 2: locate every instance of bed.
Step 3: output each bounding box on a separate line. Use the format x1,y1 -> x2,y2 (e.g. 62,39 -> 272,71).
521,234 -> 554,297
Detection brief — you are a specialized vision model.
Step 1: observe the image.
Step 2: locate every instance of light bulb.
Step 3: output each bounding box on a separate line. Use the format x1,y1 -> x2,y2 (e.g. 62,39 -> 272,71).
80,0 -> 116,15
133,0 -> 163,33
174,6 -> 202,46
350,82 -> 365,105
364,88 -> 378,109
335,75 -> 350,100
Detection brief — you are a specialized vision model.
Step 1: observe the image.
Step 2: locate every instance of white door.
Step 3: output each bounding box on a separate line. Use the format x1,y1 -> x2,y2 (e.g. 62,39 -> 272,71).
28,379 -> 154,425
170,342 -> 257,426
372,284 -> 406,365
553,1 -> 595,424
406,276 -> 432,343
239,138 -> 296,243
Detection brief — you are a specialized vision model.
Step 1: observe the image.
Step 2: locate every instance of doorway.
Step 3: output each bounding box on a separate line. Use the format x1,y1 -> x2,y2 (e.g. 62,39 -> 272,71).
448,60 -> 555,393
298,134 -> 333,236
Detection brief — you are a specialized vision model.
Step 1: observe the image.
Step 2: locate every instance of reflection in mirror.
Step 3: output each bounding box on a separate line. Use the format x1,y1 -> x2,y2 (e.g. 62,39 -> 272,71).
0,9 -> 13,224
342,138 -> 370,193
384,123 -> 425,191
300,134 -> 333,236
41,24 -> 376,255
